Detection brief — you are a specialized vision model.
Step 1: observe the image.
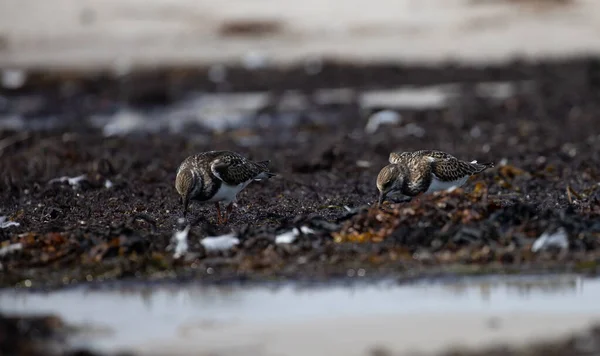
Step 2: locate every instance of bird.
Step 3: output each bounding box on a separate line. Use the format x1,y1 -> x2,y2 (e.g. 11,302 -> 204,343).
175,150 -> 275,224
376,150 -> 494,205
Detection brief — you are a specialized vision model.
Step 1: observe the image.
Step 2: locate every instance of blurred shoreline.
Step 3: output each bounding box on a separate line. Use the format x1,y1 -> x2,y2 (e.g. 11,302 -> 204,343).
1,0 -> 599,71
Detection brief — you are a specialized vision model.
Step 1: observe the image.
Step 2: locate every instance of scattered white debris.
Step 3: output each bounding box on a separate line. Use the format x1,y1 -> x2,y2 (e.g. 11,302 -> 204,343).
208,64 -> 227,83
169,224 -> 190,259
0,242 -> 22,256
101,109 -> 147,136
360,86 -> 451,110
314,88 -> 356,105
561,143 -> 578,158
2,69 -> 27,89
275,226 -> 316,245
0,216 -> 20,228
344,206 -> 352,212
48,174 -> 87,188
0,115 -> 26,131
365,110 -> 402,134
112,57 -> 133,77
475,81 -> 523,100
201,232 -> 239,252
536,156 -> 547,165
356,160 -> 372,168
304,56 -> 323,75
398,122 -> 425,138
242,51 -> 269,70
470,160 -> 478,164
499,158 -> 509,166
470,126 -> 482,138
91,94 -> 264,136
532,227 -> 569,253
104,180 -> 114,189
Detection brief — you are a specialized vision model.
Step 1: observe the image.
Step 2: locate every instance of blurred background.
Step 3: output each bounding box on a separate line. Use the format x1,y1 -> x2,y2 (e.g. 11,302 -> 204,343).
3,1 -> 600,356
0,0 -> 598,137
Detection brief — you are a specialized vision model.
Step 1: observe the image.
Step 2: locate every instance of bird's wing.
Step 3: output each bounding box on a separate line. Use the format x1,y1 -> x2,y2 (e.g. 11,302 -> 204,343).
389,150 -> 456,164
211,155 -> 262,186
430,158 -> 481,182
396,150 -> 472,182
388,151 -> 411,164
414,150 -> 457,161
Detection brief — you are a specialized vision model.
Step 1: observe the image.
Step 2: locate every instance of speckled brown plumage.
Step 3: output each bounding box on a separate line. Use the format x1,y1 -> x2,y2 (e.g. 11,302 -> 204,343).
175,150 -> 275,224
377,150 -> 494,205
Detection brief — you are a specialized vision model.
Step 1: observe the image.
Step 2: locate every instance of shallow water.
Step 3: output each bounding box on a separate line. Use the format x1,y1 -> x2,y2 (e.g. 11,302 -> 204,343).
1,274 -> 600,355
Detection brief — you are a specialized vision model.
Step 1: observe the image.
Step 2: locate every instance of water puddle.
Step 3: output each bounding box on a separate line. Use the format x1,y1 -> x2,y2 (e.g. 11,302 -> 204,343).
1,274 -> 600,355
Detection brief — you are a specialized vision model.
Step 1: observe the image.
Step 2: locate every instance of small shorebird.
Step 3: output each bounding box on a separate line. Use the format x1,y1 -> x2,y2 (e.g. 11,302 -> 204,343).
175,150 -> 275,224
376,150 -> 494,205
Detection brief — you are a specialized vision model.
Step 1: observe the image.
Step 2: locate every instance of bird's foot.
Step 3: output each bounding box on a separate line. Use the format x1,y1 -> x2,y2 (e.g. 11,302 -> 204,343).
221,203 -> 234,224
215,202 -> 224,225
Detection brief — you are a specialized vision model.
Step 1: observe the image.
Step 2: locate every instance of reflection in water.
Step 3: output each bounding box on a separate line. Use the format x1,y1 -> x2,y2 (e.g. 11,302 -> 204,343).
82,274 -> 583,307
0,275 -> 598,353
436,274 -> 581,299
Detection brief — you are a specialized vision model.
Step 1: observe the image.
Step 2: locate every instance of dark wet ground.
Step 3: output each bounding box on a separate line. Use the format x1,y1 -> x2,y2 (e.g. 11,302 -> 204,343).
1,57 -> 600,296
0,313 -> 75,356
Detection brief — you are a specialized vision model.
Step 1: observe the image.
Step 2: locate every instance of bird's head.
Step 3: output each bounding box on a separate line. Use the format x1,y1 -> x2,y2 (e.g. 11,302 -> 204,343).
376,164 -> 403,206
175,166 -> 196,217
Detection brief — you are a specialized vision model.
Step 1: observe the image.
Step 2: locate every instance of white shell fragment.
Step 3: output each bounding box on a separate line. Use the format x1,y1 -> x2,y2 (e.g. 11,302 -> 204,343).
356,160 -> 372,168
0,216 -> 19,229
242,51 -> 269,70
532,227 -> 569,253
0,242 -> 22,257
2,69 -> 27,89
169,224 -> 190,259
201,233 -> 240,252
275,226 -> 316,245
48,174 -> 87,188
364,110 -> 402,134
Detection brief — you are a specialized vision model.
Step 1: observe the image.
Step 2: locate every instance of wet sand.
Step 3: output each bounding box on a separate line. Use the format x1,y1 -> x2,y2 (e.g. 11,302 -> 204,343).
137,313 -> 600,356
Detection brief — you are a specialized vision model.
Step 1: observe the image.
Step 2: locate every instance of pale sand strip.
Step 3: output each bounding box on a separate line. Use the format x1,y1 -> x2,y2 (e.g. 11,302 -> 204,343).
135,312 -> 600,356
1,0 -> 600,70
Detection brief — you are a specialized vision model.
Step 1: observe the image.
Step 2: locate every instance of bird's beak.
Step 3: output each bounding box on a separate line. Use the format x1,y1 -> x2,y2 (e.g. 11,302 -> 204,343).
182,194 -> 189,217
378,192 -> 386,207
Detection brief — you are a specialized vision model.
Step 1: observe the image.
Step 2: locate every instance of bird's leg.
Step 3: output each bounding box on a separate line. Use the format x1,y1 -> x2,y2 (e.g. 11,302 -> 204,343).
224,203 -> 234,224
215,202 -> 223,224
